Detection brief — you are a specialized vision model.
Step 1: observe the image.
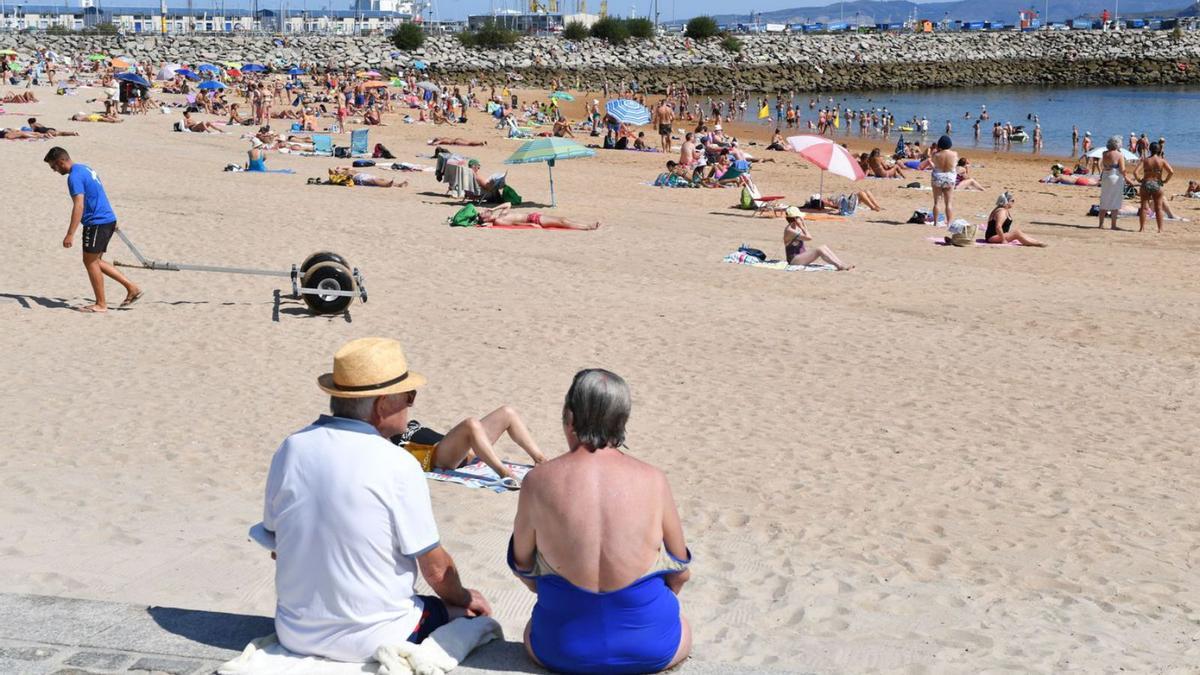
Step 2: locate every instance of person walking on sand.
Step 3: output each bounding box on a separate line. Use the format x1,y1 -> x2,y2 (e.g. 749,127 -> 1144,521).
44,147 -> 142,313
1133,142 -> 1174,233
929,135 -> 959,227
654,98 -> 675,154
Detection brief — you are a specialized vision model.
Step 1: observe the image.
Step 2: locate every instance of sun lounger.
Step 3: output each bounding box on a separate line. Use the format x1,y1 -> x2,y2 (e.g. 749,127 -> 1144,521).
311,133 -> 332,156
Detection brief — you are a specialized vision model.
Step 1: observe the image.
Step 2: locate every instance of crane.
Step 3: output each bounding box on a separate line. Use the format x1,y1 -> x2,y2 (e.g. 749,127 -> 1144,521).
529,0 -> 558,12
599,0 -> 607,16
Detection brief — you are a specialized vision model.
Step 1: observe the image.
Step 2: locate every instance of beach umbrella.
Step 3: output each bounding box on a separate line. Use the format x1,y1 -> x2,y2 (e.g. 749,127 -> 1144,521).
363,80 -> 389,88
198,80 -> 226,90
390,77 -> 405,87
241,63 -> 267,72
1086,146 -> 1139,162
416,81 -> 440,93
412,60 -> 428,70
786,134 -> 865,197
115,72 -> 151,88
111,57 -> 132,69
550,91 -> 574,101
226,68 -> 242,77
0,49 -> 18,55
175,68 -> 201,80
156,63 -> 181,80
287,67 -> 304,75
605,98 -> 651,125
87,53 -> 108,61
363,70 -> 382,77
197,63 -> 220,74
504,137 -> 596,208
223,61 -> 242,68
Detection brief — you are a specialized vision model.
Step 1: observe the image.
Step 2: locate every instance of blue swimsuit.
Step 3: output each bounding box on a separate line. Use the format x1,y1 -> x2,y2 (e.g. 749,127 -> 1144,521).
248,157 -> 267,172
508,537 -> 691,674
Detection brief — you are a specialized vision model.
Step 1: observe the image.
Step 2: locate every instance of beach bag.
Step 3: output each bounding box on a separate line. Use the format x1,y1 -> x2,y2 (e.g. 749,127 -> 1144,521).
907,209 -> 930,224
352,159 -> 375,168
334,146 -> 351,158
946,221 -> 977,247
739,187 -> 754,209
373,143 -> 395,159
738,244 -> 767,261
500,185 -> 523,206
449,204 -> 480,227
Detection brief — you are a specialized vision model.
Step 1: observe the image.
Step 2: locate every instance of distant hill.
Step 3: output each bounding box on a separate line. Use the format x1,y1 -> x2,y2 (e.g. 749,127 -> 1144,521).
706,0 -> 1193,24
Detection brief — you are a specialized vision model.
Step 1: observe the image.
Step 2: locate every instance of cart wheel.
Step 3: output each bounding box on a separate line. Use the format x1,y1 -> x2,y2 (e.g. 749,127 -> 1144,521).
299,251 -> 351,275
302,262 -> 355,315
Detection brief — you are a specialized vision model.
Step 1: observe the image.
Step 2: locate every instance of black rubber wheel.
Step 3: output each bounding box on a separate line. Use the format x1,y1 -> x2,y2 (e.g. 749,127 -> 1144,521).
299,251 -> 350,275
301,262 -> 354,314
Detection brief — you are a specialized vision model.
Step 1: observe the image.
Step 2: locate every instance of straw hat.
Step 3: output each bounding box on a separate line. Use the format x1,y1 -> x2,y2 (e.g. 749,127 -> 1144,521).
785,206 -> 805,220
318,337 -> 427,398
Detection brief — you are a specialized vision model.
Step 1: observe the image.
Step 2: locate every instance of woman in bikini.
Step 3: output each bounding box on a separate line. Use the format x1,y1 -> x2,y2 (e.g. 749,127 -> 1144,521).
985,192 -> 1046,247
1133,142 -> 1174,233
477,203 -> 600,230
783,207 -> 854,270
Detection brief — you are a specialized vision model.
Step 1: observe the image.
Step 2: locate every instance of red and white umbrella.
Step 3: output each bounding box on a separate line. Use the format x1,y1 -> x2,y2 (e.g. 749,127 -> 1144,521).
786,134 -> 865,196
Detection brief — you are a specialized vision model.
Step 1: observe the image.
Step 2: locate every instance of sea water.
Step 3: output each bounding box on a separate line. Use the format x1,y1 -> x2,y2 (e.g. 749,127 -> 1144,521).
741,85 -> 1200,166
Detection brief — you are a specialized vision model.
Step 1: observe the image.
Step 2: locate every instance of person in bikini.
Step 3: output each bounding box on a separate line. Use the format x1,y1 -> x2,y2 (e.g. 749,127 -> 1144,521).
70,112 -> 122,123
783,207 -> 854,270
391,403 -> 547,490
985,192 -> 1045,247
1132,141 -> 1174,233
26,118 -> 78,136
476,203 -> 600,230
867,148 -> 906,178
955,157 -> 985,191
328,166 -> 407,188
929,135 -> 959,226
182,111 -> 222,133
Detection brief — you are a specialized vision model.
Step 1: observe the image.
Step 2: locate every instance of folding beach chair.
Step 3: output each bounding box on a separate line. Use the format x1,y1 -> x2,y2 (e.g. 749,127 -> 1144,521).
311,133 -> 333,156
740,176 -> 788,216
350,129 -> 368,157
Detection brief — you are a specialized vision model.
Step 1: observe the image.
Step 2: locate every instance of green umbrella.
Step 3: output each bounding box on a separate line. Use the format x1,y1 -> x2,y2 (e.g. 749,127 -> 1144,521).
390,77 -> 405,87
0,49 -> 18,56
504,137 -> 595,207
87,53 -> 108,61
550,91 -> 574,101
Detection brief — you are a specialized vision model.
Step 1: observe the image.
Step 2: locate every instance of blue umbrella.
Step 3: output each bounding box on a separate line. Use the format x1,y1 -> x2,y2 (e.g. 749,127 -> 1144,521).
287,67 -> 304,75
605,98 -> 651,125
175,68 -> 201,81
412,60 -> 428,70
241,63 -> 267,73
196,63 -> 220,73
115,72 -> 151,88
198,80 -> 226,90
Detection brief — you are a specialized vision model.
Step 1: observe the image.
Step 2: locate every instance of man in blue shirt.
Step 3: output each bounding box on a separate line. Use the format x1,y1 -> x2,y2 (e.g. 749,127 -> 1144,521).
45,147 -> 142,313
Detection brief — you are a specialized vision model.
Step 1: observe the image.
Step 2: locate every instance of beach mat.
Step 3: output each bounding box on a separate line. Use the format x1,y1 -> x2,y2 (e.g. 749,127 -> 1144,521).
927,236 -> 1022,247
427,459 -> 532,492
723,252 -> 836,271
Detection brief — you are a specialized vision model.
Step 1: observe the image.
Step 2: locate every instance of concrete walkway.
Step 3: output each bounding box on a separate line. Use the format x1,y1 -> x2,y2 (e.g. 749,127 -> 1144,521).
0,593 -> 792,674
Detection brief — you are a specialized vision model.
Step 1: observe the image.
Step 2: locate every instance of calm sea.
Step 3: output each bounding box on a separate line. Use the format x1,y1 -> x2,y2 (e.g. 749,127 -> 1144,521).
742,85 -> 1200,166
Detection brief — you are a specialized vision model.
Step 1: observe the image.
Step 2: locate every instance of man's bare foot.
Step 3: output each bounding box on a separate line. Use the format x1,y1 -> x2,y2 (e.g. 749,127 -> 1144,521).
836,264 -> 856,271
587,222 -> 601,230
75,304 -> 107,313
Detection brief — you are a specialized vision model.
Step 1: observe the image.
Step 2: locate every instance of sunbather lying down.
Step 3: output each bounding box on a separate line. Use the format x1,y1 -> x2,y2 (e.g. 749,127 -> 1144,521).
428,137 -> 486,146
478,203 -> 600,230
2,91 -> 38,103
71,112 -> 122,123
391,405 -> 547,489
328,166 -> 408,188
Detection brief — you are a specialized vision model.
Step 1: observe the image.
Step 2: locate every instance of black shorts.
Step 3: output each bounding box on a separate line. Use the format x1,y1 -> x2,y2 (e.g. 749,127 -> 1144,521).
407,595 -> 451,644
658,123 -> 672,136
82,222 -> 116,254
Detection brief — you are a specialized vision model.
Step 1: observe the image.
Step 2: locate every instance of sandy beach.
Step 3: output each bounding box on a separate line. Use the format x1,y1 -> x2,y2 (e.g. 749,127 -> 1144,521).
2,83 -> 1199,673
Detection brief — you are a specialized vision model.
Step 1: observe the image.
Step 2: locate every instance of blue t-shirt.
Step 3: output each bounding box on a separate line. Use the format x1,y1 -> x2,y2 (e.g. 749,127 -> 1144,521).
67,163 -> 117,227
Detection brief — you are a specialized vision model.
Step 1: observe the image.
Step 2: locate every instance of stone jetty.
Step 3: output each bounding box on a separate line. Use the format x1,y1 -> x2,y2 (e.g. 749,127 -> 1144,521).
3,30 -> 1200,92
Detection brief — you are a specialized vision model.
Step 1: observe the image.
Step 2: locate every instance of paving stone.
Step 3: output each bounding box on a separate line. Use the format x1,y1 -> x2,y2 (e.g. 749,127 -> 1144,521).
64,650 -> 132,670
126,656 -> 203,675
52,669 -> 109,675
0,643 -> 59,660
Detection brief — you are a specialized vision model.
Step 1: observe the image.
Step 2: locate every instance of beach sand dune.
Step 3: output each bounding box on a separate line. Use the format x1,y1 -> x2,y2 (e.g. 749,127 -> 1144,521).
1,89 -> 1198,672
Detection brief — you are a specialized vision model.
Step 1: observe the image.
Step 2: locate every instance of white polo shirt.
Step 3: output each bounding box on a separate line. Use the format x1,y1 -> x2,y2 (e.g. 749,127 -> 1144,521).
263,415 -> 440,661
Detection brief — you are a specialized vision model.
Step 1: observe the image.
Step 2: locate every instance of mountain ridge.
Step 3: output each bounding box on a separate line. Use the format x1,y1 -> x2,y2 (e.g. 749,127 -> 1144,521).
707,0 -> 1198,24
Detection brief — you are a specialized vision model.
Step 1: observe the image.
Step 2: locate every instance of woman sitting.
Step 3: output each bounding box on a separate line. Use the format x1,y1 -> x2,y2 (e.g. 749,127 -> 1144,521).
783,207 -> 854,270
868,148 -> 906,178
246,138 -> 269,172
510,369 -> 692,674
955,158 -> 985,191
182,111 -> 222,133
766,128 -> 786,151
477,203 -> 600,230
391,405 -> 546,489
552,117 -> 575,138
985,192 -> 1046,246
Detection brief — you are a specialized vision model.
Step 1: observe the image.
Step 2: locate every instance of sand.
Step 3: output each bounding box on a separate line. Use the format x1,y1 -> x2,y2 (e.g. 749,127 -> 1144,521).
1,84 -> 1199,673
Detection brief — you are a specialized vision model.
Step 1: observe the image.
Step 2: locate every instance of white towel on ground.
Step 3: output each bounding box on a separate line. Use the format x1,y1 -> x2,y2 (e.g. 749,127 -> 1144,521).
216,617 -> 503,675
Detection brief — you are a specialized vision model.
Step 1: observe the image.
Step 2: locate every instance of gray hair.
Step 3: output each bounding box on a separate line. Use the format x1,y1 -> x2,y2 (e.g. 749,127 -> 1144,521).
1107,136 -> 1121,151
330,395 -> 378,422
563,369 -> 631,451
995,191 -> 1014,208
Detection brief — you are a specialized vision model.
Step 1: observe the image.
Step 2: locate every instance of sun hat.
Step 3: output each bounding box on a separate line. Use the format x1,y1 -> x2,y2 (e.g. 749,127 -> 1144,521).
318,337 -> 427,398
785,206 -> 805,219
467,159 -> 480,168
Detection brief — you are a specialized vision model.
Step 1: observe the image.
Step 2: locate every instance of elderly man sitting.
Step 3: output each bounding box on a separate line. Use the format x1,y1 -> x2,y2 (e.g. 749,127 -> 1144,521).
262,337 -> 492,662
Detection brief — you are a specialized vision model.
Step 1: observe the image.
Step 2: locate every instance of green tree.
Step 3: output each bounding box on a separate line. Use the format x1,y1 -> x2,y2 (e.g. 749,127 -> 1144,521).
626,17 -> 654,39
459,20 -> 519,49
685,15 -> 719,39
391,22 -> 425,51
720,33 -> 743,52
590,16 -> 630,45
562,21 -> 589,41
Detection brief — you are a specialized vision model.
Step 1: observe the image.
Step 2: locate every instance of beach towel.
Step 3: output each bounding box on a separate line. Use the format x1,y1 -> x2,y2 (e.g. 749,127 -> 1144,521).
722,251 -> 837,271
427,459 -> 534,491
216,618 -> 503,675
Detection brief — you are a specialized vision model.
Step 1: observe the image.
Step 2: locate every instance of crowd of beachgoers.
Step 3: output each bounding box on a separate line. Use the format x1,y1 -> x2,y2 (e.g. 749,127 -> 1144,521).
3,45 -> 1197,673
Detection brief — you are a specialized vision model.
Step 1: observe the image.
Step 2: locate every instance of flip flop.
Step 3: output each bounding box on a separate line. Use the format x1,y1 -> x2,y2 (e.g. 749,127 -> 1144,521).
482,476 -> 521,491
120,290 -> 144,307
74,305 -> 106,313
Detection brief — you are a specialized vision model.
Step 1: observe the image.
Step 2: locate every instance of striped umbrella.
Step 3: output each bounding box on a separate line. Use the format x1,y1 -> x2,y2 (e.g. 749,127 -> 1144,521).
605,98 -> 650,125
786,134 -> 865,197
550,91 -> 574,101
504,137 -> 596,207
